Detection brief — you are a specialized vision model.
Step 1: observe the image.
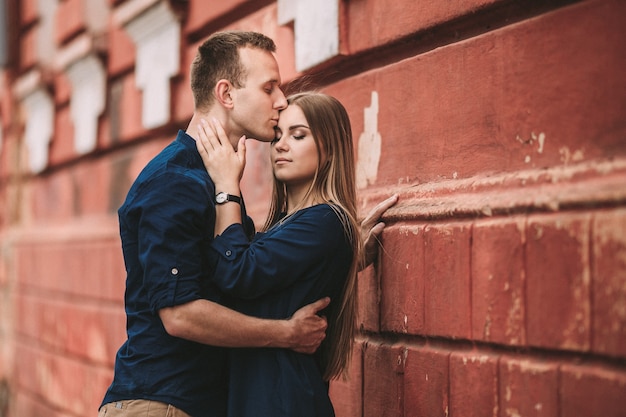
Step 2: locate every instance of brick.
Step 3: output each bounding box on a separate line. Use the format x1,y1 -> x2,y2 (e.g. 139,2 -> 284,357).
404,345 -> 450,417
11,391 -> 67,417
19,27 -> 37,70
560,363 -> 626,417
89,239 -> 127,302
19,0 -> 39,26
346,0 -> 500,54
591,208 -> 626,357
185,0 -> 250,34
54,0 -> 85,45
53,71 -> 72,105
31,171 -> 75,223
423,222 -> 472,339
106,24 -> 136,76
326,0 -> 626,185
109,152 -> 135,211
172,42 -> 196,123
48,105 -> 76,167
449,351 -> 499,417
20,0 -> 38,26
329,340 -> 363,417
14,230 -> 125,302
16,293 -> 125,365
357,264 -> 379,332
472,218 -> 526,345
380,225 -> 425,334
14,341 -> 113,416
109,74 -> 145,143
0,72 -> 15,130
0,130 -> 19,180
72,159 -> 112,216
363,341 -> 404,417
499,356 -> 559,417
526,213 -> 591,351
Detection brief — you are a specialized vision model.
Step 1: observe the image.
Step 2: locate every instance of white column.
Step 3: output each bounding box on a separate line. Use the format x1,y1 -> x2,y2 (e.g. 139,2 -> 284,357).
278,0 -> 340,71
22,88 -> 54,173
35,0 -> 59,67
125,2 -> 180,129
66,55 -> 106,154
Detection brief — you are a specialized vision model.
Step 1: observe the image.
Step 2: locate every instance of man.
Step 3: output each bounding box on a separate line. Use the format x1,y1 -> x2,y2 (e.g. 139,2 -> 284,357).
99,31 -> 396,417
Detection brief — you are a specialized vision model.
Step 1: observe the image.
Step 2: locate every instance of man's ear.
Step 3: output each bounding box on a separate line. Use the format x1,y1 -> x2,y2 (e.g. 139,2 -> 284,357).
215,79 -> 234,108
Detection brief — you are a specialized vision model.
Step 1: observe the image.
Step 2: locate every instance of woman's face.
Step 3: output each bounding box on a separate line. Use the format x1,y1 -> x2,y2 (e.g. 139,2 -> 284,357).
271,104 -> 320,187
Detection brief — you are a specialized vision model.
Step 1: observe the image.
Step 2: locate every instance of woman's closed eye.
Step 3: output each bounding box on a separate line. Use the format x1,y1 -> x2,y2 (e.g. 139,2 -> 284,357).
291,129 -> 307,140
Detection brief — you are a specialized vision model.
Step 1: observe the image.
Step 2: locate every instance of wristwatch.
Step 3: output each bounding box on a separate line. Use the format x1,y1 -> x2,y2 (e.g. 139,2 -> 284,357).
215,192 -> 241,205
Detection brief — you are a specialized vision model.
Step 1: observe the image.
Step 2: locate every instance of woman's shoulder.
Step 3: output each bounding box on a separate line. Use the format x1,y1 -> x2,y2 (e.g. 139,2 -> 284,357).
298,203 -> 344,221
298,204 -> 350,236
270,204 -> 343,231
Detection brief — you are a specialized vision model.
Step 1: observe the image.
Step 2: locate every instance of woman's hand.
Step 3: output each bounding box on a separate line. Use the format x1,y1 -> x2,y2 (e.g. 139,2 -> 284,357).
360,194 -> 398,270
195,118 -> 246,190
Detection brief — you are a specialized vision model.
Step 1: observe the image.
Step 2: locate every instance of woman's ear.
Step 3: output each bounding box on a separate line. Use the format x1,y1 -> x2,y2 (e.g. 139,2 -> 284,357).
215,79 -> 234,108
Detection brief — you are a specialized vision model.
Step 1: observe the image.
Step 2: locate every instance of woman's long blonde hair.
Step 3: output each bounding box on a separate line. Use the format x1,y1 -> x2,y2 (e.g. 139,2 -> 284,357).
263,92 -> 362,380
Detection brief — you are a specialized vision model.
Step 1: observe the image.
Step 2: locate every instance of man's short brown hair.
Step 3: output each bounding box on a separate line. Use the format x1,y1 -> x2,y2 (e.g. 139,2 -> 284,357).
190,31 -> 277,111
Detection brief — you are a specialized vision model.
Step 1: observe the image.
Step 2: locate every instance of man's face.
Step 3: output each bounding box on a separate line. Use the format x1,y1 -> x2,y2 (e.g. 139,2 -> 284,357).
229,47 -> 287,142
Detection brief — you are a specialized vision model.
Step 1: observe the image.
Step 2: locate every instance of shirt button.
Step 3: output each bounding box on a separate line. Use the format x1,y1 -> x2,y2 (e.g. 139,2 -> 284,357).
171,268 -> 179,275
225,250 -> 232,256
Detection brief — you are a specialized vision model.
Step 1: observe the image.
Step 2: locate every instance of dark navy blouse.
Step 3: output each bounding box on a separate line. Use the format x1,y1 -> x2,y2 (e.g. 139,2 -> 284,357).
101,131 -> 254,417
210,204 -> 353,417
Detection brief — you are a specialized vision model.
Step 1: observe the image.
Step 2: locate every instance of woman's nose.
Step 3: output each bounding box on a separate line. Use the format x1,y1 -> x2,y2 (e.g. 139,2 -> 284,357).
273,136 -> 288,151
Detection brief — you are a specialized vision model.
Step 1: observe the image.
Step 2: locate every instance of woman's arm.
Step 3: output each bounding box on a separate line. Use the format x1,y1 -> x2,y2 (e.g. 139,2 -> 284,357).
210,205 -> 349,299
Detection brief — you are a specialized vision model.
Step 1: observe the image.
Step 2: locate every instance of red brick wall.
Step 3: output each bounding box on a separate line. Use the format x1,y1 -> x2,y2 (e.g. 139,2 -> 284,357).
0,1 -> 624,416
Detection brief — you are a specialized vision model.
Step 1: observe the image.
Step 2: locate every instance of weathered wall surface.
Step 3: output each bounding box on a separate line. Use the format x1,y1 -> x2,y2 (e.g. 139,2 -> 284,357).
0,0 -> 624,416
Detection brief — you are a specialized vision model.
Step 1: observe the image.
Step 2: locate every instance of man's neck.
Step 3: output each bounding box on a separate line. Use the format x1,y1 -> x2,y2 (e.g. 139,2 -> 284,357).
186,111 -> 239,149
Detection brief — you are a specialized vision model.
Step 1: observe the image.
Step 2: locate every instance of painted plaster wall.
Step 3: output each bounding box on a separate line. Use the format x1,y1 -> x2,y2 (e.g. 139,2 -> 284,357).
0,0 -> 624,416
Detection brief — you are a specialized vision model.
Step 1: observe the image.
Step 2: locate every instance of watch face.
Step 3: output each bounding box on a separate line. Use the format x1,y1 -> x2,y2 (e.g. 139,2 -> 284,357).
216,192 -> 227,203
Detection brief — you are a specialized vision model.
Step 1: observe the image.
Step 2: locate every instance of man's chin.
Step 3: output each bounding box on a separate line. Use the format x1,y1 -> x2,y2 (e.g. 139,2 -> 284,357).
250,132 -> 275,142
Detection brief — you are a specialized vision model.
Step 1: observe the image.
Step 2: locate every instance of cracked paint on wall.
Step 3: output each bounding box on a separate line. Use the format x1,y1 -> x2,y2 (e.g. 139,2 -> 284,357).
356,91 -> 382,189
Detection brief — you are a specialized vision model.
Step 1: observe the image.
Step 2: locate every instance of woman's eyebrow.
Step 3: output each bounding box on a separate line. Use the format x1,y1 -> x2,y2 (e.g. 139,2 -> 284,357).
289,124 -> 310,130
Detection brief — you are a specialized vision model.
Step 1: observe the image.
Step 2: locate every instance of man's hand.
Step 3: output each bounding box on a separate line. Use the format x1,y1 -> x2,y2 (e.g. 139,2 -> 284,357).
287,297 -> 330,354
360,194 -> 399,270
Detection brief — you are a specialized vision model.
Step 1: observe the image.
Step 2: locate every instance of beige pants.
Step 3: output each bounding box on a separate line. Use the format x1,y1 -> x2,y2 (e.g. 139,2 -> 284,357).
98,400 -> 192,417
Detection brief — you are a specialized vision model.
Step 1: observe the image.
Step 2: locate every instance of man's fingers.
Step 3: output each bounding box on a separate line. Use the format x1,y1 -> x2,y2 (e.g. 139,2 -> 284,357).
308,297 -> 331,314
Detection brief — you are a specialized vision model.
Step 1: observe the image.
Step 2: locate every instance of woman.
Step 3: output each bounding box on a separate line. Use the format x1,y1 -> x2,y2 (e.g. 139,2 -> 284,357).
196,92 -> 362,416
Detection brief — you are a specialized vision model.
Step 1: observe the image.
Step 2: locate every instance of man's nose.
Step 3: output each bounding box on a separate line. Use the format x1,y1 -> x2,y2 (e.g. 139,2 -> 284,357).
275,90 -> 287,110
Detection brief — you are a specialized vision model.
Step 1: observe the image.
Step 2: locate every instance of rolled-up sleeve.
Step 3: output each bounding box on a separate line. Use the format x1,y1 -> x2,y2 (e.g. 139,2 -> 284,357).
128,172 -> 214,313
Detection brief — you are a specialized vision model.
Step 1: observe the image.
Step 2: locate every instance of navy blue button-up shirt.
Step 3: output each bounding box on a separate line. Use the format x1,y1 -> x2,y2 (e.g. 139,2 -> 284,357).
101,131 -> 253,417
210,204 -> 353,417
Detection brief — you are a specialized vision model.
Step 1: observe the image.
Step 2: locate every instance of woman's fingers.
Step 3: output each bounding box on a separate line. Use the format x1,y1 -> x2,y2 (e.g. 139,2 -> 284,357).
195,123 -> 210,157
210,118 -> 230,149
198,118 -> 221,150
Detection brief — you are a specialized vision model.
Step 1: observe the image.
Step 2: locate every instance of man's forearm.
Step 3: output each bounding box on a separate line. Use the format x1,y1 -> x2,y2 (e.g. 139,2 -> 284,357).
159,299 -> 292,348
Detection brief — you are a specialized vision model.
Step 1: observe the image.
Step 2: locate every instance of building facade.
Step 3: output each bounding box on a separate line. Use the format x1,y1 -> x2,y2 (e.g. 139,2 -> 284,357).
0,0 -> 624,416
